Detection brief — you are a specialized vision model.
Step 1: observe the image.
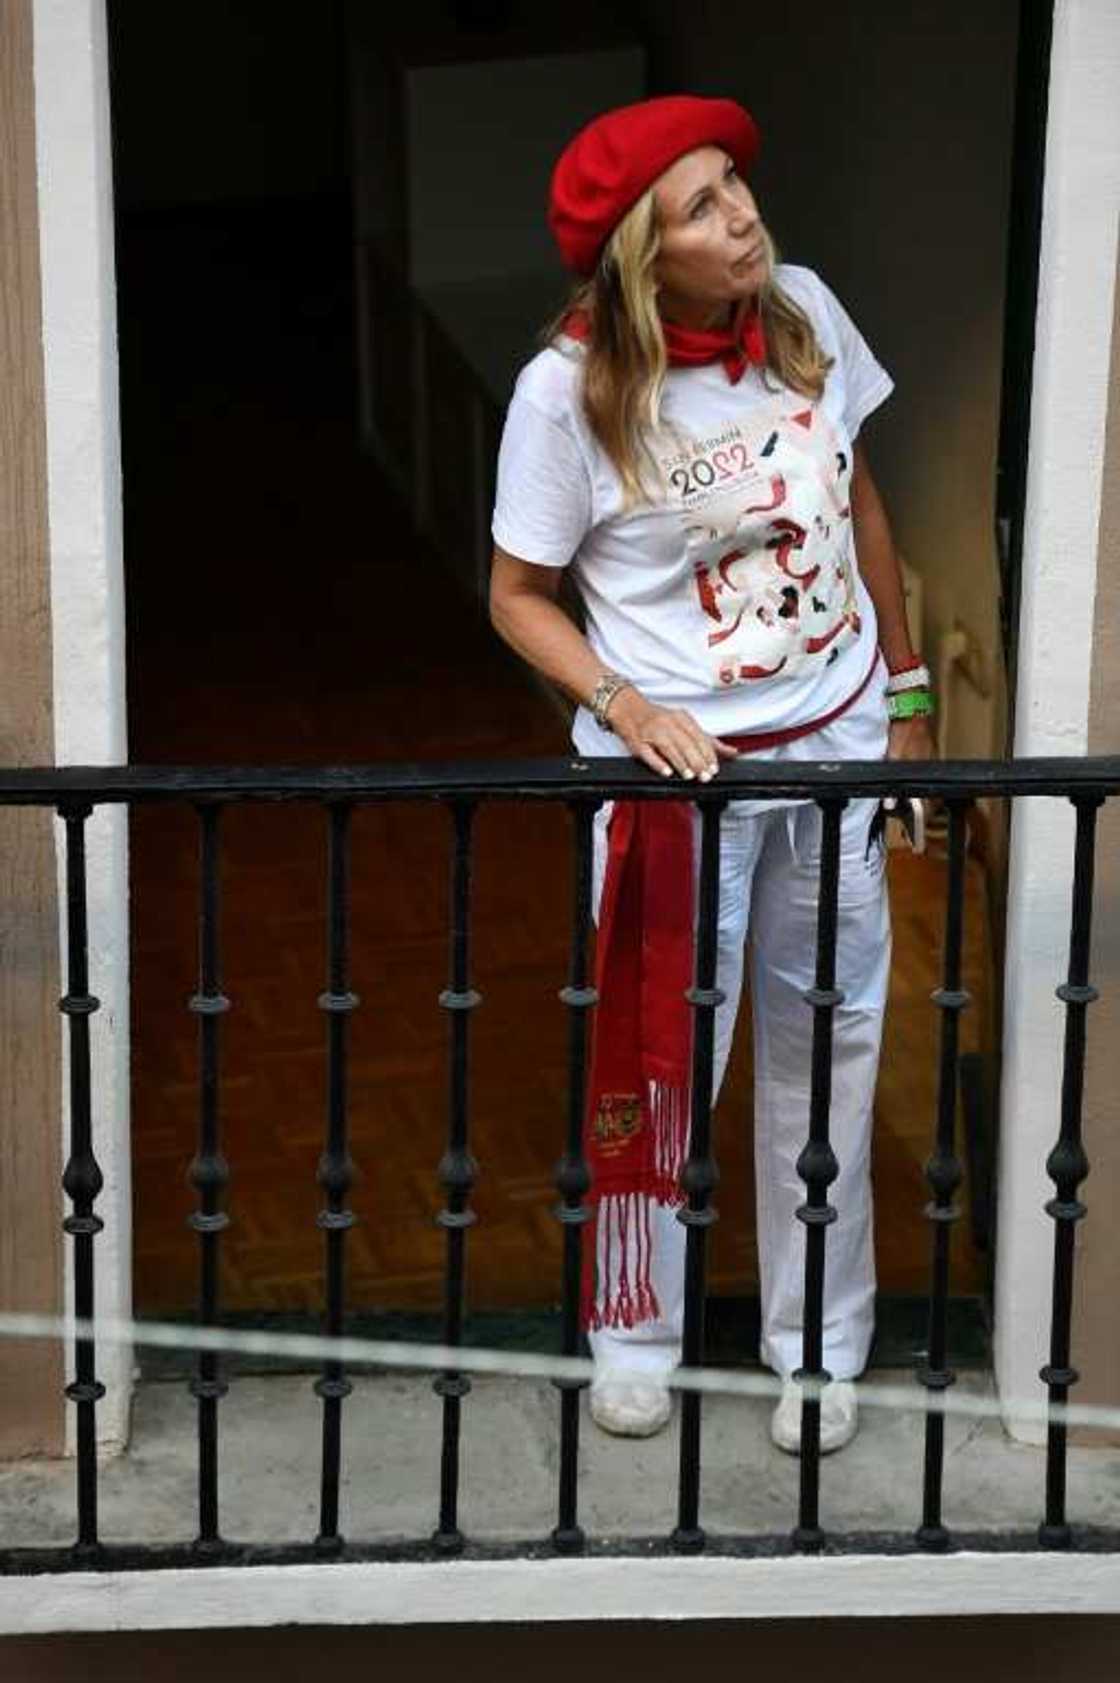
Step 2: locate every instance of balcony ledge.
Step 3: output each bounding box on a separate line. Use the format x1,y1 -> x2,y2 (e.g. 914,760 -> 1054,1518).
3,1549 -> 1120,1634
3,1366 -> 1120,1630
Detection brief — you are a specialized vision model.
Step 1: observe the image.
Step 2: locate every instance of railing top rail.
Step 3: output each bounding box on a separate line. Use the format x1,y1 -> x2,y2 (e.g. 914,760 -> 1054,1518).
0,757 -> 1117,806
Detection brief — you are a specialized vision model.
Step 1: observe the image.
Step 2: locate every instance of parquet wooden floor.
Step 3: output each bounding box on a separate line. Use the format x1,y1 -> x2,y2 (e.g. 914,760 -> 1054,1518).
122,203 -> 991,1318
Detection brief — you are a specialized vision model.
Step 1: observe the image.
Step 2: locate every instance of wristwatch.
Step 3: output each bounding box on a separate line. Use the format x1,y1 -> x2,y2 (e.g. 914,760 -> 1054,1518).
590,671 -> 634,733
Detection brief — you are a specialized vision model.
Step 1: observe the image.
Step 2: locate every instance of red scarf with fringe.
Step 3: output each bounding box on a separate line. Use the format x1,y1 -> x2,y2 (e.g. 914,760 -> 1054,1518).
581,651 -> 883,1333
562,300 -> 767,382
581,799 -> 694,1333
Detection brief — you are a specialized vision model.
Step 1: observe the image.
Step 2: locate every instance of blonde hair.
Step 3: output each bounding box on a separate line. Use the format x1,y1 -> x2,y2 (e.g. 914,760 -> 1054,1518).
541,189 -> 835,508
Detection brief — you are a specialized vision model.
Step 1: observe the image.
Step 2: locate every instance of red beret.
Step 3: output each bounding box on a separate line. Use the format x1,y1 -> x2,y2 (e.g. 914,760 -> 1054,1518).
548,95 -> 761,277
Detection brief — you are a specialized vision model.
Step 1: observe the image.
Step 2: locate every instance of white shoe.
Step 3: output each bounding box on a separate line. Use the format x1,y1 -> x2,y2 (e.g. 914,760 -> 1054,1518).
589,1370 -> 672,1438
770,1377 -> 858,1455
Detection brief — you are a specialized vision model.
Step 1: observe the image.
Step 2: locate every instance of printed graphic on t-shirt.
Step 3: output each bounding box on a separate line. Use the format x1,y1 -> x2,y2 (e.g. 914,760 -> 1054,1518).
658,401 -> 861,689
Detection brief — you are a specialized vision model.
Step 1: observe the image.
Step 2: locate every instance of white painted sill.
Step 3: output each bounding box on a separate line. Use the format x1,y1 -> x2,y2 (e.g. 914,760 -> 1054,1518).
3,1551 -> 1120,1635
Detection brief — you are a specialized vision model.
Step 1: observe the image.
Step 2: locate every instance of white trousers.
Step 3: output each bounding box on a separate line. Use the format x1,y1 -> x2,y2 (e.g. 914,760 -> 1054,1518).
588,676 -> 891,1383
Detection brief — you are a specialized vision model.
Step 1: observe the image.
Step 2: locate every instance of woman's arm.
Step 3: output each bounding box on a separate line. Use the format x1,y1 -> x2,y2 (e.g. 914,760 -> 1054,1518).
849,441 -> 935,762
489,546 -> 738,781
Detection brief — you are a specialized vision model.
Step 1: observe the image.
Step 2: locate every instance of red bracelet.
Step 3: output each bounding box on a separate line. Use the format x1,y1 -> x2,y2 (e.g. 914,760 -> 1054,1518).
885,653 -> 924,676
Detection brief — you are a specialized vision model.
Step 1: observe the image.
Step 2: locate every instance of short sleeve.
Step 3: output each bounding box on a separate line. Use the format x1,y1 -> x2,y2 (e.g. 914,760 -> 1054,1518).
491,385 -> 593,567
812,273 -> 895,442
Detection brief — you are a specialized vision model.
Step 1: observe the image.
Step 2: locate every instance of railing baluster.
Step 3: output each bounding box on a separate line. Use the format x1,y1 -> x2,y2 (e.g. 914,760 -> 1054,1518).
187,801 -> 231,1555
551,797 -> 598,1554
58,800 -> 106,1559
314,800 -> 359,1552
432,798 -> 481,1553
917,798 -> 971,1551
671,795 -> 726,1554
792,796 -> 846,1555
1039,793 -> 1103,1549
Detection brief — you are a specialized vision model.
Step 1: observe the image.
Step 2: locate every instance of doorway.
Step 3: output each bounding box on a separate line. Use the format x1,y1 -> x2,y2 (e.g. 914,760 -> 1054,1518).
109,1 -> 1023,1340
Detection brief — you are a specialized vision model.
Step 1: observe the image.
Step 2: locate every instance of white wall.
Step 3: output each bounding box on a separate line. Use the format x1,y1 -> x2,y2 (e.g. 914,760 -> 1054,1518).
33,0 -> 132,1450
995,0 -> 1120,1442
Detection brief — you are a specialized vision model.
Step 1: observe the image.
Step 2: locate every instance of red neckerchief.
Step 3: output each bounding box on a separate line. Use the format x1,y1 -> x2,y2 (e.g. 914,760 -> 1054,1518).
581,652 -> 882,1332
562,300 -> 767,382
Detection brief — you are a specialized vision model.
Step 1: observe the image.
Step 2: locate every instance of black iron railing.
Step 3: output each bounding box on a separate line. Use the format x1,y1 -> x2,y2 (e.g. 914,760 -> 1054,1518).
0,755 -> 1117,1573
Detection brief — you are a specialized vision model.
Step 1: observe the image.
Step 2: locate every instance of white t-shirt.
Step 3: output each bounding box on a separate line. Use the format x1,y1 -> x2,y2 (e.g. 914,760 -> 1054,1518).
491,263 -> 894,756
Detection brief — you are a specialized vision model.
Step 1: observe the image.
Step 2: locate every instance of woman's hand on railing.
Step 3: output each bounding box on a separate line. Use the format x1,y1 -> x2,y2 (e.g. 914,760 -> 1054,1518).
607,689 -> 740,782
887,716 -> 937,762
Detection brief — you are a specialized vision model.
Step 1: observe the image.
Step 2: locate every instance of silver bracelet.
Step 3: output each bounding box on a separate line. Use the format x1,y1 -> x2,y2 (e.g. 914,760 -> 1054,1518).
590,671 -> 634,733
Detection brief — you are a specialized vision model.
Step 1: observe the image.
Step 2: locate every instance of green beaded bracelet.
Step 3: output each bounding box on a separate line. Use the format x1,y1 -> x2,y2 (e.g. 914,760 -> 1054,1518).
887,687 -> 934,721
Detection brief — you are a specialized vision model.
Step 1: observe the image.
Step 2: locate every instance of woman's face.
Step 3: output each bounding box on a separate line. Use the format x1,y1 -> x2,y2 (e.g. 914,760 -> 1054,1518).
652,145 -> 768,328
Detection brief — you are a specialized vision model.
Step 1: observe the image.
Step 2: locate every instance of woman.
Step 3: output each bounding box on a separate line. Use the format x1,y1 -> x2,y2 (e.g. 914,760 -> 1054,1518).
489,95 -> 934,1453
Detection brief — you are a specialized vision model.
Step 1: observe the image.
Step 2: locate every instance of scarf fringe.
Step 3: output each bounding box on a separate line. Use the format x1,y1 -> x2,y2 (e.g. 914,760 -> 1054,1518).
583,1079 -> 690,1332
587,1192 -> 659,1331
650,1078 -> 689,1202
